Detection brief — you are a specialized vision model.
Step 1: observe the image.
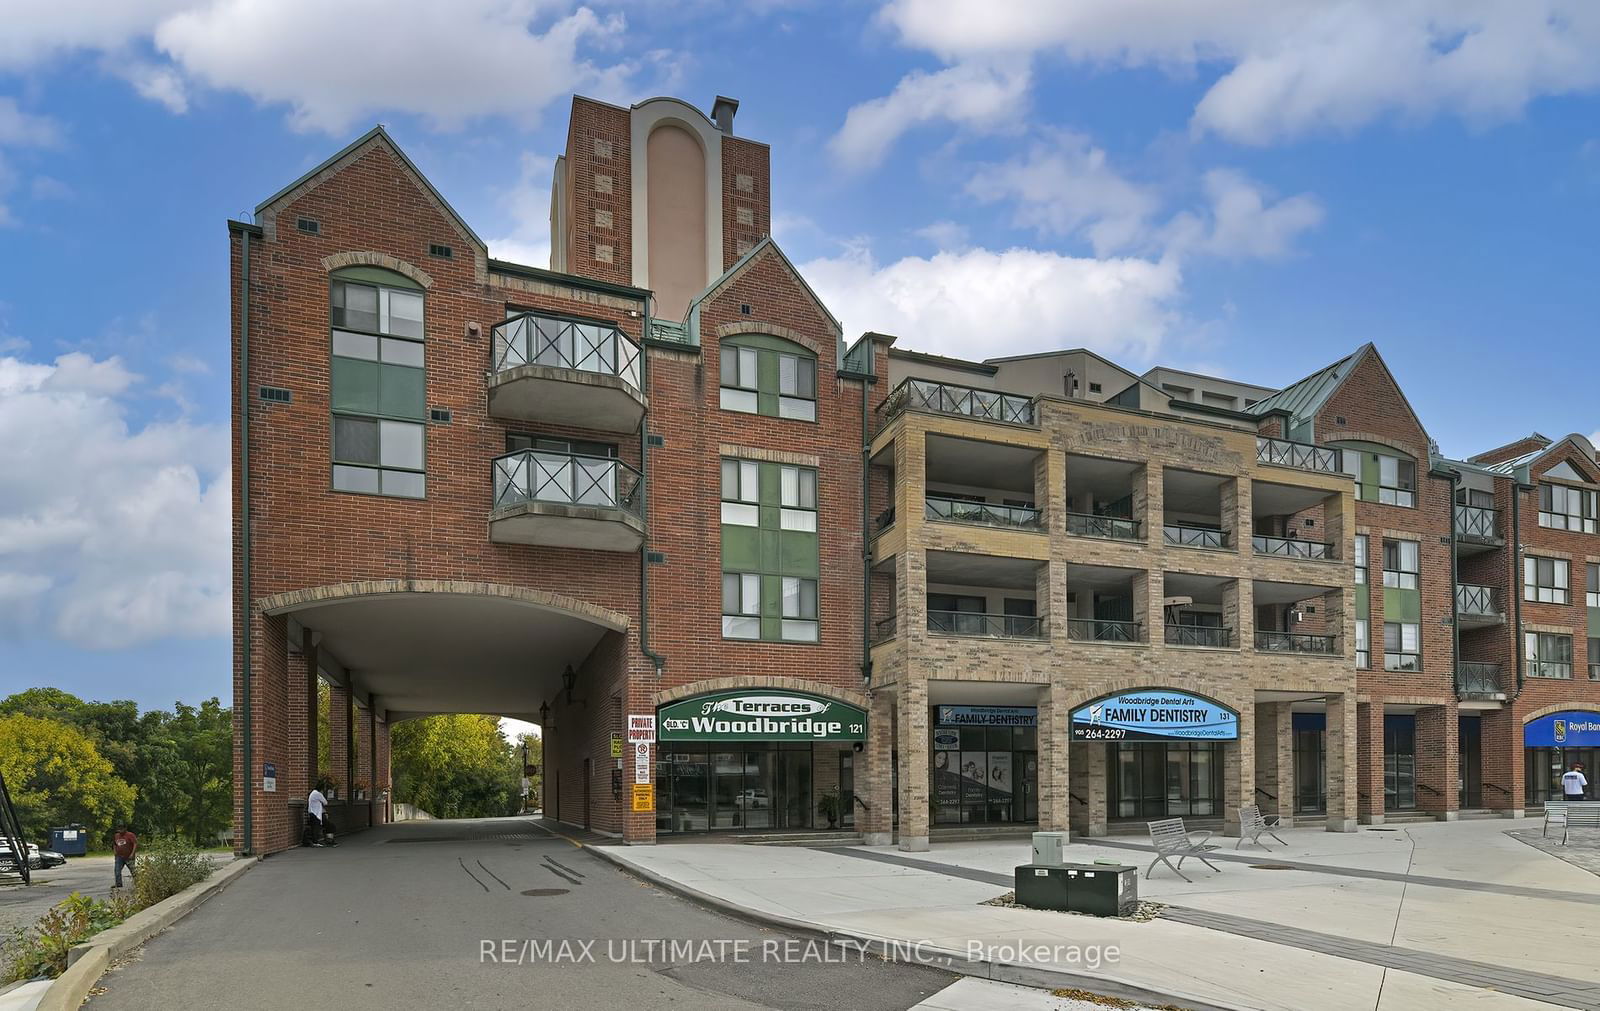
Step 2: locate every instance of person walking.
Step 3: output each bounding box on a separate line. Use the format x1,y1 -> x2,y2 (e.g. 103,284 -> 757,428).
112,826 -> 138,889
306,782 -> 328,847
1562,762 -> 1588,801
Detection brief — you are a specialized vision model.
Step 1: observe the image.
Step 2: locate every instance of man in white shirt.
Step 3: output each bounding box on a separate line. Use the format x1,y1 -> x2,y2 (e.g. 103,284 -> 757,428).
1562,764 -> 1588,801
306,784 -> 328,847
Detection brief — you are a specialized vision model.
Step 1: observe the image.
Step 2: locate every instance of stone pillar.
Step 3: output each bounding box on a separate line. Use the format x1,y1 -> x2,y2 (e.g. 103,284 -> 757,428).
1254,702 -> 1294,825
1416,705 -> 1460,820
1036,683 -> 1069,834
1321,490 -> 1346,561
860,690 -> 896,845
896,678 -> 930,851
1084,741 -> 1109,836
328,683 -> 351,796
1223,695 -> 1256,837
1325,694 -> 1359,831
1223,579 -> 1253,649
1132,570 -> 1160,642
1479,706 -> 1524,817
1356,702 -> 1385,824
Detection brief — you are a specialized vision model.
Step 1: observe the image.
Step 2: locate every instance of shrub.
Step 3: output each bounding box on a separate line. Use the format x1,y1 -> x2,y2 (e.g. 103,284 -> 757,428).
1,892 -> 136,983
132,835 -> 214,909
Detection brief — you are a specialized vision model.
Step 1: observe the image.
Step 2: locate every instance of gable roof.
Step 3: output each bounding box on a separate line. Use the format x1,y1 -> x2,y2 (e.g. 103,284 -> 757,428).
255,126 -> 486,254
685,236 -> 842,341
1481,433 -> 1600,482
1242,344 -> 1367,421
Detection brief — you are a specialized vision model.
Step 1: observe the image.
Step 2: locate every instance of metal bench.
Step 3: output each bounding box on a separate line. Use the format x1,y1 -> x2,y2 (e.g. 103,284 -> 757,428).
1236,804 -> 1286,849
1146,817 -> 1222,881
1544,801 -> 1568,838
1560,805 -> 1600,846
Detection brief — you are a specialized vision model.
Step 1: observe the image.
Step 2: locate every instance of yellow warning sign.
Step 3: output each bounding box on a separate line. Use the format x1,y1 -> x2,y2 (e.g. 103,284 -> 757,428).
631,783 -> 654,812
610,734 -> 623,758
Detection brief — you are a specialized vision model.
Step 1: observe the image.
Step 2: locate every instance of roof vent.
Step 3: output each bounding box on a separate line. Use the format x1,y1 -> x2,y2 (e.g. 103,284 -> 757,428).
712,96 -> 739,135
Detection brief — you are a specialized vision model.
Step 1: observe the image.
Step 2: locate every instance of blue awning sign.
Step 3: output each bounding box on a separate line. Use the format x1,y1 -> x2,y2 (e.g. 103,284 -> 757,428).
1524,712 -> 1600,748
1071,690 -> 1239,742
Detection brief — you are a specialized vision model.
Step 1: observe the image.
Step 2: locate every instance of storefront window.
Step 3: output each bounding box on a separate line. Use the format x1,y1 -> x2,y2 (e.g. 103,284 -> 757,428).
930,708 -> 1038,825
1109,741 -> 1224,819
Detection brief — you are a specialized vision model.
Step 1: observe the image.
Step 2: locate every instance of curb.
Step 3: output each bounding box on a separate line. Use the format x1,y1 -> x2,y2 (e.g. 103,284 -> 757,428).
36,857 -> 257,1011
577,842 -> 1239,1011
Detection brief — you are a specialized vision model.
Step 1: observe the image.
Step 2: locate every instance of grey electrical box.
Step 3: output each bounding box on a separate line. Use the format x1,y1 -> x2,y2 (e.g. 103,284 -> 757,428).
1032,831 -> 1068,866
1014,863 -> 1138,917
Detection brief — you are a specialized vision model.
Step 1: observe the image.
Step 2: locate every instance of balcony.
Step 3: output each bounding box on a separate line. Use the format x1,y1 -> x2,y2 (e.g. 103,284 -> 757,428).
1455,583 -> 1505,629
487,312 -> 646,432
488,450 -> 644,552
1457,662 -> 1507,701
1454,504 -> 1503,555
1255,630 -> 1339,655
1252,533 -> 1332,560
1067,513 -> 1141,541
925,495 -> 1043,531
872,615 -> 897,643
927,610 -> 1045,640
1068,618 -> 1145,643
1257,435 -> 1342,474
877,377 -> 1034,431
1164,523 -> 1230,549
1165,624 -> 1235,648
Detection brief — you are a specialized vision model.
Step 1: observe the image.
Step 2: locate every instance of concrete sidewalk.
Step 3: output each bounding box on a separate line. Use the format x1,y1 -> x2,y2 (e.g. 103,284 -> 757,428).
594,820 -> 1600,1011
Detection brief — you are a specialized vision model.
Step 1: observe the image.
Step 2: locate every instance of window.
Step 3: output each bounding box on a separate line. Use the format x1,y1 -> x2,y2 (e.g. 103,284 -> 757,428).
719,458 -> 760,526
1539,483 -> 1598,533
719,337 -> 817,421
779,465 -> 817,531
1590,637 -> 1600,681
1383,622 -> 1419,671
1589,563 -> 1600,608
721,573 -> 761,640
1377,455 -> 1416,507
329,272 -> 426,497
428,243 -> 453,260
1355,619 -> 1369,668
1381,539 -> 1418,590
1523,556 -> 1570,604
1525,632 -> 1572,679
1354,535 -> 1368,585
1088,382 -> 1102,394
1341,450 -> 1362,499
780,576 -> 819,642
507,434 -> 616,457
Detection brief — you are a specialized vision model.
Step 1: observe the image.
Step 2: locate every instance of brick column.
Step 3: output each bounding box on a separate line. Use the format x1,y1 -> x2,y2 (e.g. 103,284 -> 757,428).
376,715 -> 392,824
1223,694 -> 1256,837
1224,579 -> 1253,649
1220,478 -> 1240,550
1254,702 -> 1294,824
354,702 -> 372,795
1479,706 -> 1524,816
1036,683 -> 1069,834
1084,741 -> 1109,836
1325,692 -> 1359,831
896,679 -> 930,852
1356,701 -> 1385,825
301,629 -> 318,791
328,684 -> 351,796
1416,705 -> 1460,820
860,690 -> 895,845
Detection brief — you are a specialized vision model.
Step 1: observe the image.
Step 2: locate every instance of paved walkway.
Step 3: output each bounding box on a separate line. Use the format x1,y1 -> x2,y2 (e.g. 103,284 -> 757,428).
1509,828 -> 1600,877
597,819 -> 1600,1011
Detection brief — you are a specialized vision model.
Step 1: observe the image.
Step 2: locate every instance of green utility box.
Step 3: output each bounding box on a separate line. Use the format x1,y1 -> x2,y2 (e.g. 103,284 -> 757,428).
1014,863 -> 1138,917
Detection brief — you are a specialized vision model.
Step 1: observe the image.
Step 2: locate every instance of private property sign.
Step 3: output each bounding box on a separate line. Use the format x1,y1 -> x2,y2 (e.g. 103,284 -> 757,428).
627,715 -> 655,744
1071,690 -> 1239,742
657,690 -> 866,742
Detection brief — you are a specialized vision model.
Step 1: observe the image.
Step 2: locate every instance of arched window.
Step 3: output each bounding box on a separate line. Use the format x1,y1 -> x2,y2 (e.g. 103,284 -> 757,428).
718,334 -> 817,422
1328,440 -> 1414,508
328,266 -> 427,498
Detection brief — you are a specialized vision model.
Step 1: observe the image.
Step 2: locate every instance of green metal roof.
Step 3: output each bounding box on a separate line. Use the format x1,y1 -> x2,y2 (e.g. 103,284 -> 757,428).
1243,343 -> 1370,422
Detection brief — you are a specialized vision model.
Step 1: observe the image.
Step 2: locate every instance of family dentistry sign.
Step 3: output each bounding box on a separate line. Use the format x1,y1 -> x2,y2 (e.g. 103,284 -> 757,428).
657,690 -> 866,742
1070,689 -> 1239,742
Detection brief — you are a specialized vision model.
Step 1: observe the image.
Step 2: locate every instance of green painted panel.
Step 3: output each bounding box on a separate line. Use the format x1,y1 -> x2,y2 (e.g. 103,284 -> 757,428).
761,574 -> 782,617
378,363 -> 426,419
759,463 -> 780,507
760,529 -> 780,572
722,526 -> 760,571
1589,607 -> 1600,638
331,265 -> 423,290
1356,584 -> 1370,620
723,333 -> 814,356
1383,588 -> 1420,623
331,356 -> 379,414
761,616 -> 782,641
780,531 -> 819,576
1359,453 -> 1380,503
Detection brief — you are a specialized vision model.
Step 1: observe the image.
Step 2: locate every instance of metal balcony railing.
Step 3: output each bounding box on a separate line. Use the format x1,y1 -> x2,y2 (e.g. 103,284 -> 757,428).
491,312 -> 642,394
491,450 -> 641,515
926,610 -> 1045,639
1454,504 -> 1500,541
1255,630 -> 1339,654
1256,435 -> 1342,473
1456,662 -> 1504,698
876,377 -> 1034,429
1067,619 -> 1145,643
1455,583 -> 1501,616
1165,624 -> 1234,648
1252,534 -> 1332,560
1066,512 -> 1141,541
925,495 -> 1043,530
872,615 -> 897,643
874,506 -> 896,533
1164,523 -> 1230,549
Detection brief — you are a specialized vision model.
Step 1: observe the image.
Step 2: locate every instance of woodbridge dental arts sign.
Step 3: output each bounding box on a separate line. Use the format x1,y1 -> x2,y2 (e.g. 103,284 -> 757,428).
657,690 -> 867,742
1070,689 -> 1239,742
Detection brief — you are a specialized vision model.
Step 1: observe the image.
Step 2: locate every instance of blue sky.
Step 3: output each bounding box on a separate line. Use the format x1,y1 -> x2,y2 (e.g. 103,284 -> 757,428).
2,1 -> 1597,713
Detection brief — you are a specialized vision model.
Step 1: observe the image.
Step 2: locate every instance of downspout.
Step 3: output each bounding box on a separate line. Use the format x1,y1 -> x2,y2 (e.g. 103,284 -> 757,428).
860,360 -> 872,687
1512,480 -> 1524,693
238,225 -> 254,856
1447,469 -> 1461,699
638,293 -> 666,673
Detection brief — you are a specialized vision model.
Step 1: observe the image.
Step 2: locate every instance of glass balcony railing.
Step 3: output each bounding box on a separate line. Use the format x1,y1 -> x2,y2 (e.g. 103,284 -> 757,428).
491,312 -> 643,394
491,450 -> 641,515
1066,512 -> 1141,541
1163,523 -> 1230,549
1256,435 -> 1341,473
1165,624 -> 1234,648
1252,533 -> 1332,560
1454,504 -> 1500,541
1456,662 -> 1504,698
876,377 -> 1034,429
925,495 -> 1043,530
1455,583 -> 1501,616
1067,619 -> 1145,643
1255,630 -> 1338,655
926,610 -> 1044,639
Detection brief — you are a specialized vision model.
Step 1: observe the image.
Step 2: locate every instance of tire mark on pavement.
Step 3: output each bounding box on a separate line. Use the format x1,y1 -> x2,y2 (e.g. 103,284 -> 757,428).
458,857 -> 489,892
543,857 -> 585,879
542,857 -> 583,886
476,860 -> 510,890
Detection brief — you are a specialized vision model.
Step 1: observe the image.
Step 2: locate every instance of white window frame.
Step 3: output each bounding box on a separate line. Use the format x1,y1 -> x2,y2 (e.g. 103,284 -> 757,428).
1383,621 -> 1419,671
1381,539 -> 1418,590
721,572 -> 761,640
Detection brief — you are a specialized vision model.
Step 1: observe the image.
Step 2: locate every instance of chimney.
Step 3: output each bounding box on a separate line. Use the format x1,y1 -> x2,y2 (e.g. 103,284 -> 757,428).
711,96 -> 739,135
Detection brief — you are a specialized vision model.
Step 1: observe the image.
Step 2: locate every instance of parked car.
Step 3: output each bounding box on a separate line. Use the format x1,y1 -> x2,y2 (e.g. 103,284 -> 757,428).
0,841 -> 67,870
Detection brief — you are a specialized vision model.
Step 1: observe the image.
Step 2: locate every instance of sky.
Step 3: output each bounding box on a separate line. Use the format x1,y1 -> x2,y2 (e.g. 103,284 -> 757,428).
2,1 -> 1598,716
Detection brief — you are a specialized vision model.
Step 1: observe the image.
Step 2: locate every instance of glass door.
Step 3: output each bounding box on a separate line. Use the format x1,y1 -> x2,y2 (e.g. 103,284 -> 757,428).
1294,729 -> 1327,813
775,747 -> 811,829
1458,717 -> 1481,809
1384,717 -> 1416,811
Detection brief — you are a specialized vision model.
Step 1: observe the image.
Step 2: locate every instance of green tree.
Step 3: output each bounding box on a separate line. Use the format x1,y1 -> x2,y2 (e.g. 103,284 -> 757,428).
390,715 -> 522,819
0,714 -> 135,844
140,700 -> 233,845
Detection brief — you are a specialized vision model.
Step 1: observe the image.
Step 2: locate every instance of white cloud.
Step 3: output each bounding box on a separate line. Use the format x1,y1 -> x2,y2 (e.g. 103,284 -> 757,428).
116,59 -> 190,114
0,98 -> 63,148
0,350 -> 228,649
829,62 -> 1029,170
913,220 -> 970,252
876,0 -> 1600,144
1162,169 -> 1324,259
801,242 -> 1183,362
486,151 -> 553,269
0,0 -> 192,69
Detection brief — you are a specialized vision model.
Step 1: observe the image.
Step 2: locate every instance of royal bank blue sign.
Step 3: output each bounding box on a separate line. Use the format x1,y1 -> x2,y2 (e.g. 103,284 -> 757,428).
1524,711 -> 1600,748
1071,690 -> 1239,742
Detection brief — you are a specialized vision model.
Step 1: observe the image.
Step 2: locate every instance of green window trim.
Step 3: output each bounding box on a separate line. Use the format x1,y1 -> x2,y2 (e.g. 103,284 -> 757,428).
720,455 -> 821,643
1331,441 -> 1417,508
718,334 -> 818,422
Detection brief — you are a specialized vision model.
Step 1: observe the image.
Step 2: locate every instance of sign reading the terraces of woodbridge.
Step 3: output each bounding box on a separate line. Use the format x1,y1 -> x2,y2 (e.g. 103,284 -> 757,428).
1070,690 -> 1239,742
657,690 -> 866,742
1524,711 -> 1600,748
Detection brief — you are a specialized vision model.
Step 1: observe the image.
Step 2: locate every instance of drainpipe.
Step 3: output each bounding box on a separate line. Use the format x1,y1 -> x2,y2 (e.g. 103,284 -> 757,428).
638,293 -> 666,673
1511,480 -> 1524,694
1447,469 -> 1461,699
238,224 -> 254,856
860,359 -> 872,687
